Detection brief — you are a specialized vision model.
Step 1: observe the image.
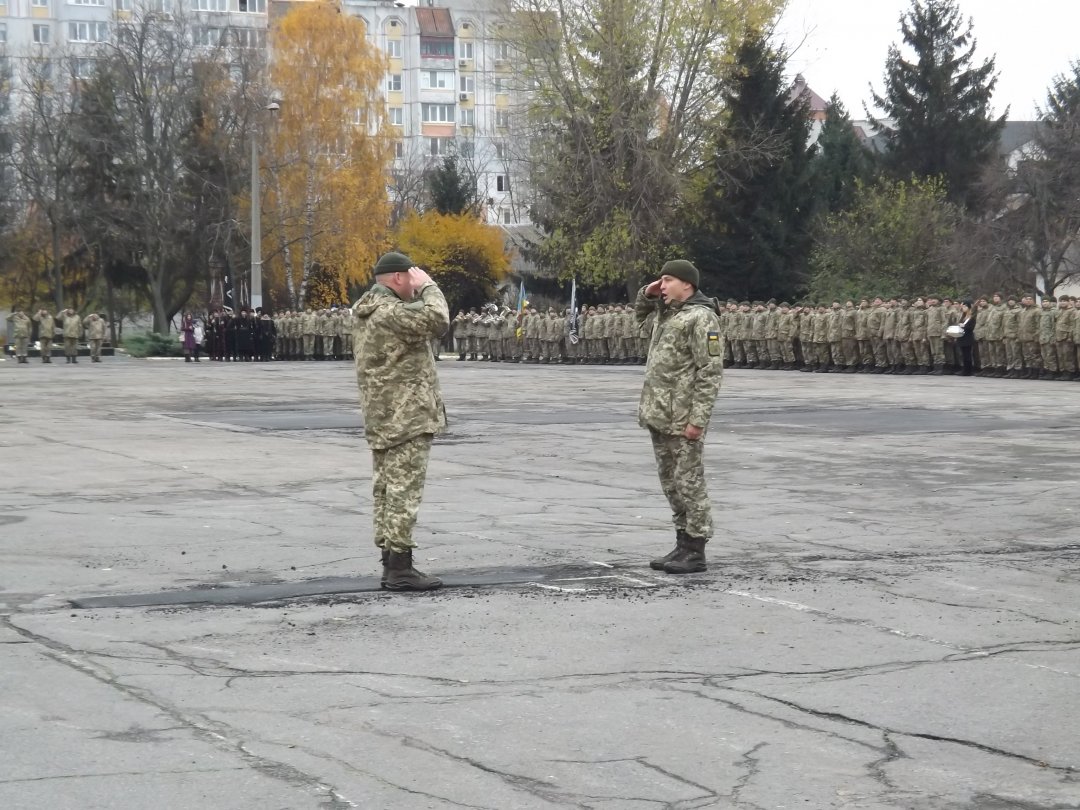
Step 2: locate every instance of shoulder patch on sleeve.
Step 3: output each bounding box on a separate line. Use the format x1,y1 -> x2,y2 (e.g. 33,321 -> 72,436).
707,330 -> 721,356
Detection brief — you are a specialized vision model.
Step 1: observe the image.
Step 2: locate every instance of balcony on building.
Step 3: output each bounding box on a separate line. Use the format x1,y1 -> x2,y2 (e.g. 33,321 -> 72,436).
416,5 -> 454,66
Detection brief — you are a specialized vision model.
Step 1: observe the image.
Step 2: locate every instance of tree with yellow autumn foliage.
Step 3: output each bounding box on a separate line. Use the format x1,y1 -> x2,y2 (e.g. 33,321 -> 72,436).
262,1 -> 392,309
395,212 -> 511,312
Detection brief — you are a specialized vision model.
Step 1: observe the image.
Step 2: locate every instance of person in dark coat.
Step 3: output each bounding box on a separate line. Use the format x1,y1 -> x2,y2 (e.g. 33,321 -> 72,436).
957,299 -> 977,376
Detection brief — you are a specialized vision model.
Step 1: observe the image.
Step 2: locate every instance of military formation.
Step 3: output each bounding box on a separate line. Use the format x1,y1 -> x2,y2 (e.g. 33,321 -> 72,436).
202,307 -> 355,362
716,294 -> 1080,379
450,303 -> 651,364
5,307 -> 109,364
445,293 -> 1080,380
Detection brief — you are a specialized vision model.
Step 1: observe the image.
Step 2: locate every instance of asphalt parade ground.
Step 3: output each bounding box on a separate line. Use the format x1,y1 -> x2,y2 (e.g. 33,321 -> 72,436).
1,355 -> 1078,810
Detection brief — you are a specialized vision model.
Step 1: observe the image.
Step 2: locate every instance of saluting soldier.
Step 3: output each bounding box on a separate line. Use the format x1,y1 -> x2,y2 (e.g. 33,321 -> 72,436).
32,308 -> 55,363
6,308 -> 31,363
634,260 -> 723,575
83,313 -> 107,363
56,307 -> 83,363
353,252 -> 448,592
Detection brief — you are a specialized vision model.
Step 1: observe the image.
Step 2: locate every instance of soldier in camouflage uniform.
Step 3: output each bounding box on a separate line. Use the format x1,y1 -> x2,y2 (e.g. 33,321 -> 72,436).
353,252 -> 448,592
635,260 -> 723,574
910,297 -> 930,373
6,308 -> 31,363
56,308 -> 82,363
1016,295 -> 1040,377
1038,298 -> 1058,379
1055,297 -> 1076,380
32,308 -> 55,363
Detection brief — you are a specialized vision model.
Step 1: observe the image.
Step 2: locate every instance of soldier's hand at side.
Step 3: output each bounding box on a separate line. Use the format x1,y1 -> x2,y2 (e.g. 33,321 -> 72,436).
683,424 -> 703,441
645,279 -> 662,297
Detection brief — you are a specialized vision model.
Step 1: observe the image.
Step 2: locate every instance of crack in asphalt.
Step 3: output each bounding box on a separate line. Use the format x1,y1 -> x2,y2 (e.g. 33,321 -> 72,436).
0,615 -> 360,808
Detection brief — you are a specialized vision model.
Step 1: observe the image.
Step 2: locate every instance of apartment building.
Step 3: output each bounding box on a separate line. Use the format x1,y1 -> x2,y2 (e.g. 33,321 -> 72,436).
0,0 -> 527,227
345,0 -> 526,227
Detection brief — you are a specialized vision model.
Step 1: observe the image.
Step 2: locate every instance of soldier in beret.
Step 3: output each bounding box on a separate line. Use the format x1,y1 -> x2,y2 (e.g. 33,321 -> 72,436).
353,252 -> 448,591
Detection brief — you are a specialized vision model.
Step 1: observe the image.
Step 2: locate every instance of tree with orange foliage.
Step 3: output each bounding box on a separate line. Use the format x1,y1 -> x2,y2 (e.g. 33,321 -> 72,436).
262,1 -> 393,309
395,211 -> 511,313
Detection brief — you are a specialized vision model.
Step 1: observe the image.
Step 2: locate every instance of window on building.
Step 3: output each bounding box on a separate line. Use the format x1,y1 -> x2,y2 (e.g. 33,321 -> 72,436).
459,108 -> 474,127
386,39 -> 402,59
193,26 -> 225,47
0,24 -> 7,44
496,174 -> 508,192
147,0 -> 173,13
71,0 -> 107,6
69,21 -> 108,43
459,140 -> 474,158
493,77 -> 505,94
33,24 -> 51,44
495,42 -> 511,61
459,75 -> 474,94
421,103 -> 454,123
388,107 -> 403,126
31,0 -> 48,7
73,58 -> 95,78
495,109 -> 510,129
394,141 -> 403,159
196,0 -> 227,11
420,70 -> 452,90
238,0 -> 266,12
494,142 -> 506,160
115,0 -> 131,10
232,27 -> 265,48
420,37 -> 454,58
428,137 -> 450,157
387,73 -> 402,92
458,41 -> 473,60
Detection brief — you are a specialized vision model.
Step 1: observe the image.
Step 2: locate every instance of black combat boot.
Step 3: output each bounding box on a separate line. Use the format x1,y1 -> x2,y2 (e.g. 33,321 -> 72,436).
383,549 -> 442,591
663,536 -> 707,574
457,352 -> 466,361
650,530 -> 688,571
380,547 -> 389,587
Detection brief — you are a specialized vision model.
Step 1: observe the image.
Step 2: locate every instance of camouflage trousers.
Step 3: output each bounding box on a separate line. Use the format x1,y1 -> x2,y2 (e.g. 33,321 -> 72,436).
649,428 -> 713,540
63,337 -> 78,358
13,336 -> 28,357
370,433 -> 433,554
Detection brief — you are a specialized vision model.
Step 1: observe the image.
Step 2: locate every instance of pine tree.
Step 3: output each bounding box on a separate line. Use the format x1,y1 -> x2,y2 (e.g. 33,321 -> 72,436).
681,35 -> 817,301
811,94 -> 876,214
427,153 -> 478,217
869,0 -> 1005,209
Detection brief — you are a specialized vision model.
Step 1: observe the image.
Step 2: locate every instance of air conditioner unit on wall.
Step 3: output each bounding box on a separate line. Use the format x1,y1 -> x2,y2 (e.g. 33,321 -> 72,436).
459,92 -> 470,101
459,59 -> 468,67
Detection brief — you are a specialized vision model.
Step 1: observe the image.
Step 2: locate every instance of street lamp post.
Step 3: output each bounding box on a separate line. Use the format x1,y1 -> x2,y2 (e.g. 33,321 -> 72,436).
250,100 -> 280,313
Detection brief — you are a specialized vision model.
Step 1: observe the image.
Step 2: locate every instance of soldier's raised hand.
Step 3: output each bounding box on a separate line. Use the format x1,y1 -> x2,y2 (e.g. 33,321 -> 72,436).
645,279 -> 662,297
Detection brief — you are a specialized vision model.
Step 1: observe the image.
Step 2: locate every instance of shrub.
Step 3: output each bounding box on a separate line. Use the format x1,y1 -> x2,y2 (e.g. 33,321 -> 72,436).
122,332 -> 184,358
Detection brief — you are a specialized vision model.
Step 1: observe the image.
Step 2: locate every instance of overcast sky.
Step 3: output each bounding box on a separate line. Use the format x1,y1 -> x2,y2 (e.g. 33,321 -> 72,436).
773,0 -> 1080,121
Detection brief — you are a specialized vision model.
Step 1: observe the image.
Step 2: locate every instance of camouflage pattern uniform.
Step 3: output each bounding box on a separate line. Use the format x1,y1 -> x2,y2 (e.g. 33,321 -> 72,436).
32,309 -> 55,362
6,310 -> 31,360
1002,299 -> 1022,376
56,309 -> 82,361
1018,298 -> 1041,375
1038,300 -> 1058,377
353,279 -> 449,555
1056,298 -> 1076,378
83,313 -> 107,362
635,284 -> 723,542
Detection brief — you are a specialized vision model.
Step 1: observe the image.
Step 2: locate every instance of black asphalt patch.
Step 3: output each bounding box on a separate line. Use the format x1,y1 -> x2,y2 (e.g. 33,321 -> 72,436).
69,563 -> 663,609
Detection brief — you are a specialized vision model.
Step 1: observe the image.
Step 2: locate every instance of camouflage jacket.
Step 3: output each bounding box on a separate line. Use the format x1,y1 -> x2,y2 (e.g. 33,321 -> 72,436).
7,312 -> 31,338
353,282 -> 450,450
635,286 -> 723,435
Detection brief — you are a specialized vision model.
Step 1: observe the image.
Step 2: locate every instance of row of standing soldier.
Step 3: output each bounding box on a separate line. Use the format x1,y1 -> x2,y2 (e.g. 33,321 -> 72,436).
718,294 -> 1080,379
451,304 -> 652,364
